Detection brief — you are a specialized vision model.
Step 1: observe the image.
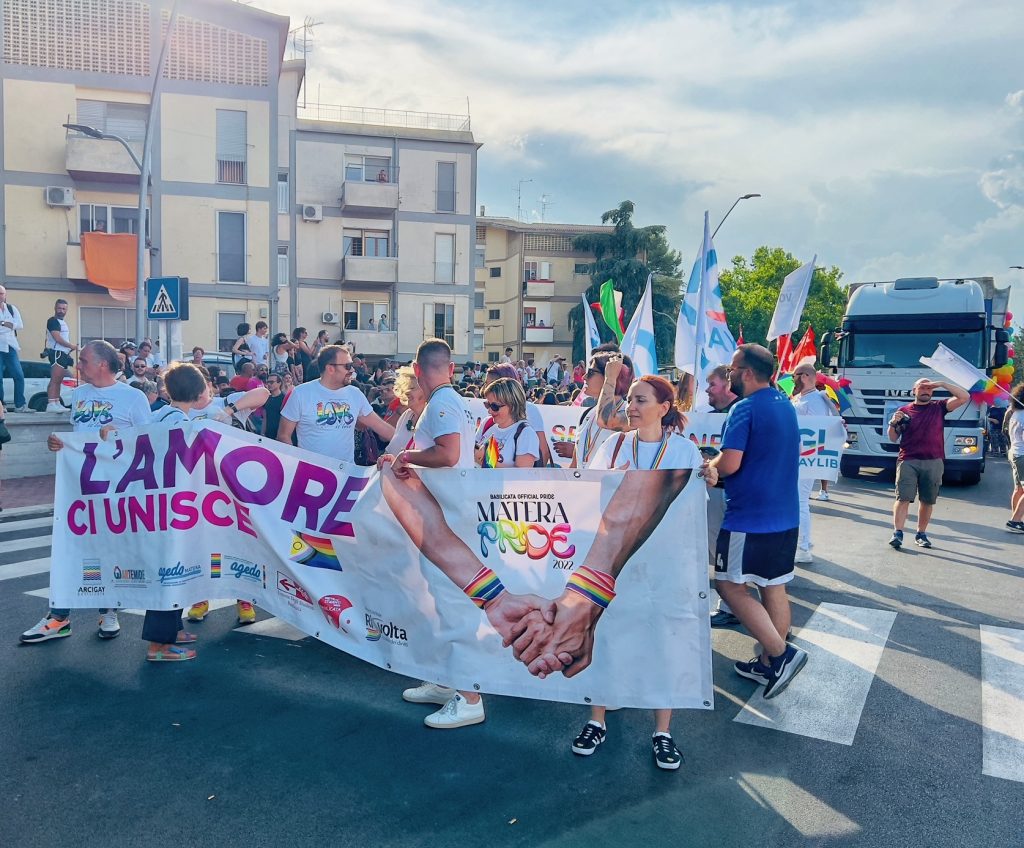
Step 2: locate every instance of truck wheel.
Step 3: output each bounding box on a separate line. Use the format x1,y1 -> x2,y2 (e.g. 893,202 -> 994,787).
840,458 -> 860,479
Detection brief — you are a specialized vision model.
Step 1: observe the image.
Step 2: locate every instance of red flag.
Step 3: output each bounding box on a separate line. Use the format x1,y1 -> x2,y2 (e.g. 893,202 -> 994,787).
780,326 -> 816,374
737,324 -> 745,345
775,334 -> 792,375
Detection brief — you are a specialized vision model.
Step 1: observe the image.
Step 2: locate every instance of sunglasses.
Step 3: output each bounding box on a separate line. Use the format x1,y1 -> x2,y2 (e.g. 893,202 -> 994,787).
485,402 -> 506,412
329,362 -> 355,370
586,367 -> 602,377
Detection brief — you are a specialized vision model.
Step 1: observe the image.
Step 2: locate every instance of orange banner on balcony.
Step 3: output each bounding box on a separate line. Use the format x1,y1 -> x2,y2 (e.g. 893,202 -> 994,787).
81,232 -> 137,291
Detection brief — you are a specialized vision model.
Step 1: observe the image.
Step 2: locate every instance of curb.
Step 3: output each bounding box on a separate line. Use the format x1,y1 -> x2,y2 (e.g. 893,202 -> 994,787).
0,504 -> 55,523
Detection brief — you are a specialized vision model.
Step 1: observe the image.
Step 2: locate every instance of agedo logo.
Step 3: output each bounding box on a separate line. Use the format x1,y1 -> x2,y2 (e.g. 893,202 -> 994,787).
476,496 -> 576,568
158,562 -> 203,586
228,557 -> 263,584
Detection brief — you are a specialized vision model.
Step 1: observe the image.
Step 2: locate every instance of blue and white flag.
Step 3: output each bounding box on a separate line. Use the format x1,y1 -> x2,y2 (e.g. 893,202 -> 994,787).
675,212 -> 736,384
582,292 -> 601,367
621,274 -> 658,377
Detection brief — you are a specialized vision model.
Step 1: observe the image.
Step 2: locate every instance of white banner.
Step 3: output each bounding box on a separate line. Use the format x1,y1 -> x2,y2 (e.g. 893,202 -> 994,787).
51,422 -> 713,710
767,257 -> 816,342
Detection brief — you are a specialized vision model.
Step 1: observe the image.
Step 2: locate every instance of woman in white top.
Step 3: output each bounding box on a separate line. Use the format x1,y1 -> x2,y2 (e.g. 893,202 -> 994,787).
379,367 -> 427,464
558,348 -> 634,469
474,377 -> 539,468
576,374 -> 712,771
1005,383 -> 1024,531
270,332 -> 294,378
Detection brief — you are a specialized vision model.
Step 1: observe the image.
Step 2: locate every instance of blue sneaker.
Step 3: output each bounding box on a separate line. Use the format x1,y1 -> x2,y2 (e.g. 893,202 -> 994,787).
915,532 -> 932,548
734,656 -> 771,685
889,530 -> 903,549
763,645 -> 808,700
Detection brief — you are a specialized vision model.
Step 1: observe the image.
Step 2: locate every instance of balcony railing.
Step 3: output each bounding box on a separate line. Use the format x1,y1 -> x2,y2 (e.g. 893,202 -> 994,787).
344,164 -> 399,184
217,159 -> 246,185
297,104 -> 471,132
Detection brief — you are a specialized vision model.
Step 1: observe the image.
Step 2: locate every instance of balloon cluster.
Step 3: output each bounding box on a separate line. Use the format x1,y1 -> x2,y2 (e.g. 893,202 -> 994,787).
970,310 -> 1015,405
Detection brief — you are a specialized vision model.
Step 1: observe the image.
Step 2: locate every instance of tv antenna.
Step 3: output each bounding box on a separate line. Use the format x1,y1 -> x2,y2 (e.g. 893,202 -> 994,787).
539,194 -> 555,222
516,178 -> 533,221
289,17 -> 322,106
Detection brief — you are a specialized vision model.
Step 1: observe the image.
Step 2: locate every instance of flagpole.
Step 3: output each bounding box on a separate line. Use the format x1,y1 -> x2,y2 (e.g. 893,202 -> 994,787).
692,211 -> 711,403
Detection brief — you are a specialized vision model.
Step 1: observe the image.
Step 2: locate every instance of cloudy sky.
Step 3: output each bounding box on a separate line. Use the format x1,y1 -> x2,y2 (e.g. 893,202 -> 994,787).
254,0 -> 1024,318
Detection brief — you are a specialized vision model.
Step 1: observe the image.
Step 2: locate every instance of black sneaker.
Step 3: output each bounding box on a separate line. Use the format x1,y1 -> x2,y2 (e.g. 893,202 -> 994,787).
1006,521 -> 1024,533
763,645 -> 809,700
571,721 -> 606,756
915,532 -> 932,548
710,609 -> 741,629
889,530 -> 903,549
734,656 -> 771,685
652,733 -> 682,770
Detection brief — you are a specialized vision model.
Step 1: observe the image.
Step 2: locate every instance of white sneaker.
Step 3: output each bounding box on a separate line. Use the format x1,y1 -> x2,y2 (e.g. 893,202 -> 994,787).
97,611 -> 120,639
424,693 -> 485,729
45,402 -> 64,413
402,681 -> 456,705
794,549 -> 813,564
816,490 -> 830,501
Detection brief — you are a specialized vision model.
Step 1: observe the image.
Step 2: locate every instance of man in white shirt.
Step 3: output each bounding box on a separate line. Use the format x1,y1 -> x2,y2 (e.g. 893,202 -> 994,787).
0,285 -> 26,411
791,364 -> 838,563
44,299 -> 77,413
501,347 -> 513,364
248,321 -> 270,368
277,345 -> 393,462
20,340 -> 153,644
546,357 -> 563,386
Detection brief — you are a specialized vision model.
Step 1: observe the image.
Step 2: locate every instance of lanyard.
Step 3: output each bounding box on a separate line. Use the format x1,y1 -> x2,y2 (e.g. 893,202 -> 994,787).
579,399 -> 624,464
632,432 -> 670,470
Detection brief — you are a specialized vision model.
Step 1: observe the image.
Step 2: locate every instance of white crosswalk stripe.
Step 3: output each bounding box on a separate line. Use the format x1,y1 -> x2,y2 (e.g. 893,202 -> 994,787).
980,625 -> 1024,784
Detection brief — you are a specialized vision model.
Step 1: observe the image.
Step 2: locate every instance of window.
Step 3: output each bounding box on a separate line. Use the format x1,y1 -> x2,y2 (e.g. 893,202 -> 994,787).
474,245 -> 485,269
434,233 -> 455,283
277,246 -> 289,287
217,211 -> 246,282
475,224 -> 487,242
217,312 -> 245,352
473,331 -> 484,352
343,301 -> 358,330
79,204 -> 149,238
524,261 -> 538,282
79,306 -> 136,347
489,266 -> 501,278
342,299 -> 389,330
430,302 -> 455,347
216,109 -> 247,185
75,100 -> 147,142
488,351 -> 499,363
436,162 -> 456,212
488,309 -> 501,320
574,263 -> 590,275
524,307 -> 536,327
277,173 -> 289,213
344,229 -> 390,258
474,291 -> 485,309
344,155 -> 393,183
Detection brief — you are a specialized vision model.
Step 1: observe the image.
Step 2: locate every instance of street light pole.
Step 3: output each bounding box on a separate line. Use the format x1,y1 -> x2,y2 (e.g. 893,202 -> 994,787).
712,193 -> 761,239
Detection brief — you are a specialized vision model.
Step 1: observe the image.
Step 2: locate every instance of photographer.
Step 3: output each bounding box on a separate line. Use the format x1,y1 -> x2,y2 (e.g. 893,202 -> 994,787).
886,378 -> 969,550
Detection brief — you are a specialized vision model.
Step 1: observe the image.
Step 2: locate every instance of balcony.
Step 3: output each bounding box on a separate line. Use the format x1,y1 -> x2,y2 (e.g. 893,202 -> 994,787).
341,329 -> 397,356
524,278 -> 555,298
523,326 -> 554,344
341,255 -> 398,285
66,136 -> 143,183
341,166 -> 399,213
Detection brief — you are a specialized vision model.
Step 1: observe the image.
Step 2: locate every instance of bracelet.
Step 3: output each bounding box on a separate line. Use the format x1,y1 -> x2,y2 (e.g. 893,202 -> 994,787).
566,566 -> 616,609
462,566 -> 505,608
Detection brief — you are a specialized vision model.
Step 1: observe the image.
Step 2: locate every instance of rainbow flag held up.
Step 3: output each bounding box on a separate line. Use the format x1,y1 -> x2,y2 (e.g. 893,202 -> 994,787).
482,436 -> 501,469
290,531 -> 342,571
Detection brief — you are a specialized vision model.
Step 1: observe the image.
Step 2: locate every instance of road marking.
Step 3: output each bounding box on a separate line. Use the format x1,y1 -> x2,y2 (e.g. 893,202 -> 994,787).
120,599 -> 236,617
980,625 -> 1024,783
21,589 -> 235,618
234,617 -> 308,641
0,534 -> 51,554
733,602 -> 897,745
1,558 -> 52,582
0,516 -> 57,535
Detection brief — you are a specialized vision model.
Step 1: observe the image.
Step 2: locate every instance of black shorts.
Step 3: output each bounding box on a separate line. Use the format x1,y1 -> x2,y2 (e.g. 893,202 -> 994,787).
45,350 -> 73,369
715,527 -> 799,587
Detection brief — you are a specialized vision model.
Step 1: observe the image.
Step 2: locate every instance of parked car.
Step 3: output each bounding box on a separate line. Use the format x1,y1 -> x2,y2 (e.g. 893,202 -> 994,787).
175,351 -> 235,371
2,359 -> 77,411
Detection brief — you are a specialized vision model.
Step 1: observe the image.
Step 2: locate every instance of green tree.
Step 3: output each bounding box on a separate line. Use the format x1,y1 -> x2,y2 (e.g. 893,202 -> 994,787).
718,246 -> 846,346
567,201 -> 683,364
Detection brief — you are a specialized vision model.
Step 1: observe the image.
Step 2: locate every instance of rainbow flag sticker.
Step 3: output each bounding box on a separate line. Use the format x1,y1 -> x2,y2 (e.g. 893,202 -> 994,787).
290,532 -> 343,571
82,560 -> 101,582
210,554 -> 222,578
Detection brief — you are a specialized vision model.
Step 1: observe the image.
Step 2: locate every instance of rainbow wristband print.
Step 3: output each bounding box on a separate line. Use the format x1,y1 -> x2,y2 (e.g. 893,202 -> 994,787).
463,566 -> 505,608
566,566 -> 616,609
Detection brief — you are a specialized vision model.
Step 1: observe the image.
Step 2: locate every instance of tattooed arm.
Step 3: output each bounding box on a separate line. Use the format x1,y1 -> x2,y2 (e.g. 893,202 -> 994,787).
595,356 -> 630,432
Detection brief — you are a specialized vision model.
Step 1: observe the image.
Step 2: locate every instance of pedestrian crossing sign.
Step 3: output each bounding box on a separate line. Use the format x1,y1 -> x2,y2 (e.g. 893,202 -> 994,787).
146,276 -> 189,321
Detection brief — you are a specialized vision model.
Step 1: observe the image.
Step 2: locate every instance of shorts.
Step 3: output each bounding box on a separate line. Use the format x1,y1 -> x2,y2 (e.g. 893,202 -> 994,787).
45,350 -> 73,369
714,526 -> 798,587
895,457 -> 943,504
1011,453 -> 1024,490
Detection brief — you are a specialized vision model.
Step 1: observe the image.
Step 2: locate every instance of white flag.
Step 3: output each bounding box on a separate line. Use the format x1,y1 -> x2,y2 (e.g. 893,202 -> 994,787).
621,274 -> 658,377
767,256 -> 816,341
582,292 -> 601,367
919,343 -> 989,391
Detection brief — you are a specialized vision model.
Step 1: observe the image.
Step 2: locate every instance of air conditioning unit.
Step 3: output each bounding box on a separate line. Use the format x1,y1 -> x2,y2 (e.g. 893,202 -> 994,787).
45,186 -> 75,208
322,311 -> 339,324
302,204 -> 323,222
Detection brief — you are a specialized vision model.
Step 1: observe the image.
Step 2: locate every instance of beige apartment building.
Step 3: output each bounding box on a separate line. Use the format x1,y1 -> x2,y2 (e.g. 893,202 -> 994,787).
474,217 -> 612,366
1,0 -> 476,373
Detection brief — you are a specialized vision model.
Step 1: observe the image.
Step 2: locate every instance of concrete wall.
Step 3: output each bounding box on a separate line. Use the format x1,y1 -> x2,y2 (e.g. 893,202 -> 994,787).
1,412 -> 72,479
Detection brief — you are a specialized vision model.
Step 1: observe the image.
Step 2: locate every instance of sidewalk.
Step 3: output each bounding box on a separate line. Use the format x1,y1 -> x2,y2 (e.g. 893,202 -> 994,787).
1,474 -> 56,511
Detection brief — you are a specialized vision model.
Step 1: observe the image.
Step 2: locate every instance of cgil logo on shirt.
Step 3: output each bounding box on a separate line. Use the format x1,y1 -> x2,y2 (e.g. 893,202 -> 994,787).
315,401 -> 354,427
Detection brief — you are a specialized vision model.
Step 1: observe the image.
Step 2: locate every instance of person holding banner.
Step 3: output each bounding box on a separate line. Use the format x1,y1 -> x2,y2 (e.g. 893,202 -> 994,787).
474,378 -> 540,468
21,341 -> 152,644
559,346 -> 634,468
379,367 -> 425,461
791,364 -> 839,563
485,363 -> 552,468
570,374 -> 708,770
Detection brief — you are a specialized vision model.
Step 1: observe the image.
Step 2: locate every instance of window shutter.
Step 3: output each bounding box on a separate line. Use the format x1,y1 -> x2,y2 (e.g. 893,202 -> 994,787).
216,110 -> 247,162
540,261 -> 552,280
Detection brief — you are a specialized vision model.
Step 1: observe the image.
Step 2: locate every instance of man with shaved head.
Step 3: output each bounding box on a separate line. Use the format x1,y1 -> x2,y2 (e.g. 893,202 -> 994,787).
886,377 -> 969,549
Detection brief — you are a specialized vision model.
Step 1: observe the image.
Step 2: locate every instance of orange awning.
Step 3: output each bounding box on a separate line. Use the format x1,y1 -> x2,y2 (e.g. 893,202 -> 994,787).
81,232 -> 137,291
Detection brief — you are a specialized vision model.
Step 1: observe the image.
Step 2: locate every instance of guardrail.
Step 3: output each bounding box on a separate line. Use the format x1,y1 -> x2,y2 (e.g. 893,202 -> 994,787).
297,104 -> 471,133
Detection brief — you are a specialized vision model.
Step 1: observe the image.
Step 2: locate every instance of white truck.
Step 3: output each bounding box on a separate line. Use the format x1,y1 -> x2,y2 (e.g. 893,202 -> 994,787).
820,276 -> 1011,485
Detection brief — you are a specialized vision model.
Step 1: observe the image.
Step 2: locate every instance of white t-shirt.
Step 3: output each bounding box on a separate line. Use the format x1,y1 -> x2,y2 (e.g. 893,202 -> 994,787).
152,406 -> 189,425
248,334 -> 270,367
281,381 -> 371,462
45,316 -> 72,353
591,430 -> 702,471
1008,409 -> 1024,459
792,389 -> 836,417
573,405 -> 617,468
475,419 -> 541,467
414,384 -> 474,468
385,408 -> 418,456
69,381 -> 152,432
187,391 -> 245,422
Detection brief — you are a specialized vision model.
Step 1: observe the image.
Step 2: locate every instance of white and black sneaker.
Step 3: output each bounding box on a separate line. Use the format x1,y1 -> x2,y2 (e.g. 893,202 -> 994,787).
763,645 -> 809,699
571,721 -> 606,756
652,732 -> 682,770
97,611 -> 120,639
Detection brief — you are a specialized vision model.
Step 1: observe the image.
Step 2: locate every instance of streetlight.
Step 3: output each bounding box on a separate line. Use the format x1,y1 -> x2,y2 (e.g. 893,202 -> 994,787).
1010,265 -> 1024,270
712,193 -> 760,238
64,122 -> 148,345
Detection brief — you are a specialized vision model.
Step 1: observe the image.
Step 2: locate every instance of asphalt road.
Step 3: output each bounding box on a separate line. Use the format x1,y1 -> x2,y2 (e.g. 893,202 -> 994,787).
1,460 -> 1022,848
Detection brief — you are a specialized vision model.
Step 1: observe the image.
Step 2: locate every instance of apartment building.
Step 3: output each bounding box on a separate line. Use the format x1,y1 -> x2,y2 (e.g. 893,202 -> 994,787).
474,216 -> 612,366
0,0 -> 476,366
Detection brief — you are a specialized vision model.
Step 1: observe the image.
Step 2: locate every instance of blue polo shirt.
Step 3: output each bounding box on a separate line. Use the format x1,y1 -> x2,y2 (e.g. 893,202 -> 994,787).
721,386 -> 800,533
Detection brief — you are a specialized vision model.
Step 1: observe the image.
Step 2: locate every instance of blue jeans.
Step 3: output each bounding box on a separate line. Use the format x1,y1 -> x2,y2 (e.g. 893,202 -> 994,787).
0,349 -> 25,408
